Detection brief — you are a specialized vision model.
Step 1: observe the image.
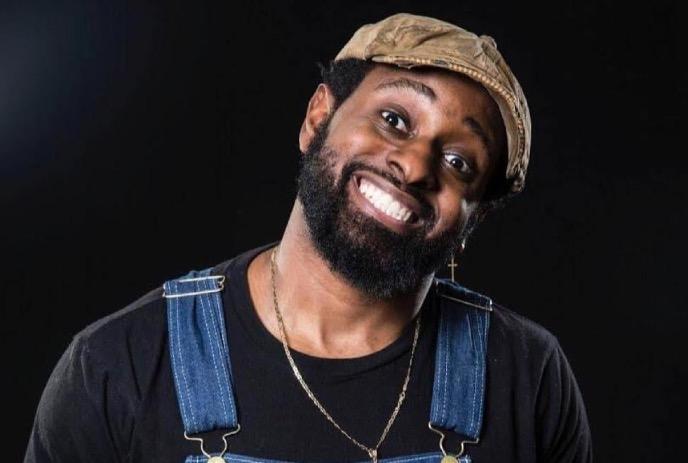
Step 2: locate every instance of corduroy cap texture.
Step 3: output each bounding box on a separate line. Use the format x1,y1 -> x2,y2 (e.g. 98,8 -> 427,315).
335,13 -> 532,195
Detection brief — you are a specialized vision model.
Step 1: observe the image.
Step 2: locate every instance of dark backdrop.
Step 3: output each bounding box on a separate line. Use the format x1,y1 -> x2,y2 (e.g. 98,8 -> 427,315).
2,0 -> 685,460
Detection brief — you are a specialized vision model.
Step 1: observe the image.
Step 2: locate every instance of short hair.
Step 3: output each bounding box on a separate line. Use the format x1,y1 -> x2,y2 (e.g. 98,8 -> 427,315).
318,58 -> 513,234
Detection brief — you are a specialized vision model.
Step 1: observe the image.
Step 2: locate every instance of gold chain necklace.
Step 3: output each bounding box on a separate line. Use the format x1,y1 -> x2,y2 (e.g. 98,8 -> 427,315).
269,246 -> 421,463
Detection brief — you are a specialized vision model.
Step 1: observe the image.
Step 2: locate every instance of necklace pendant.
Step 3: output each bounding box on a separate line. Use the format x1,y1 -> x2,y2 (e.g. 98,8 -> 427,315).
440,456 -> 459,463
207,457 -> 225,463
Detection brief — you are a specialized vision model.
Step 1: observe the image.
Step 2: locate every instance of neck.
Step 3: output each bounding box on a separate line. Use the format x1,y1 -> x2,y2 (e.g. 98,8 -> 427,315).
247,200 -> 434,359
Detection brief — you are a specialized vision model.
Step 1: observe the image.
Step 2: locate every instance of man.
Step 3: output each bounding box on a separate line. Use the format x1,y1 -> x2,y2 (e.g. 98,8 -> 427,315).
25,13 -> 592,463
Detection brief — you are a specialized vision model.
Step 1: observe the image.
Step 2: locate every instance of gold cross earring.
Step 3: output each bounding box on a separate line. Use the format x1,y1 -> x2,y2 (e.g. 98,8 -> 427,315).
448,240 -> 467,282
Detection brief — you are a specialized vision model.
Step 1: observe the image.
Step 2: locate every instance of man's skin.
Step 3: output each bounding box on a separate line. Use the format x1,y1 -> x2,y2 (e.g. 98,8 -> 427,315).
247,64 -> 506,359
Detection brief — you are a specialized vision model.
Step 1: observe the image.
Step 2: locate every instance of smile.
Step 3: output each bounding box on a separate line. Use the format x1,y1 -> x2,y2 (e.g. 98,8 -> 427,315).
358,179 -> 414,223
348,172 -> 425,234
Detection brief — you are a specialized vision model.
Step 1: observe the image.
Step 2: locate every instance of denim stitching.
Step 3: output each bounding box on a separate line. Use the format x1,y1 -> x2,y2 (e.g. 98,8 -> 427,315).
166,282 -> 190,429
476,310 -> 489,435
434,307 -> 444,422
212,290 -> 230,355
377,452 -> 443,463
185,451 -> 446,463
207,276 -> 236,421
198,280 -> 231,426
430,305 -> 441,421
209,287 -> 236,423
430,302 -> 439,420
466,309 -> 477,436
174,281 -> 198,431
211,288 -> 237,421
168,283 -> 192,428
441,306 -> 449,423
474,310 -> 484,437
473,313 -> 485,434
179,281 -> 199,430
201,276 -> 232,423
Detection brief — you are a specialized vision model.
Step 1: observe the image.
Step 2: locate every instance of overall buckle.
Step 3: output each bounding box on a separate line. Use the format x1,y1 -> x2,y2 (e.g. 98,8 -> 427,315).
183,425 -> 241,462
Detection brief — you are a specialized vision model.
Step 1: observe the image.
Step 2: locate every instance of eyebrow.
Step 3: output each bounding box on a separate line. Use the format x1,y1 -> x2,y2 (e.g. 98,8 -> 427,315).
463,116 -> 492,155
374,78 -> 437,102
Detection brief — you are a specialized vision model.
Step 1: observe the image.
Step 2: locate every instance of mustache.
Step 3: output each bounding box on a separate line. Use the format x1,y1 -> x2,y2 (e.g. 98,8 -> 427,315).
339,160 -> 435,222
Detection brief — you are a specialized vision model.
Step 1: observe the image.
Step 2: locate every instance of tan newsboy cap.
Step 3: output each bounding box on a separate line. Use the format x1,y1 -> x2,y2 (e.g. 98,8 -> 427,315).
335,13 -> 532,195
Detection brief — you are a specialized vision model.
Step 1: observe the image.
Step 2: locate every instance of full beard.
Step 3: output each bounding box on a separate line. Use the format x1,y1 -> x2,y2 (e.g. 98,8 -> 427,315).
296,122 -> 465,299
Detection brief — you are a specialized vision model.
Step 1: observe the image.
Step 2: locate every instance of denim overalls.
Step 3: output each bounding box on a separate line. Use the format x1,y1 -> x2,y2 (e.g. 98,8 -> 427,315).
163,266 -> 492,463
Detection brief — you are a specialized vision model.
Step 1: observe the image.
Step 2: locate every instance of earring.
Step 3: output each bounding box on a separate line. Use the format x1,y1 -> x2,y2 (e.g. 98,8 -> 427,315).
447,240 -> 466,282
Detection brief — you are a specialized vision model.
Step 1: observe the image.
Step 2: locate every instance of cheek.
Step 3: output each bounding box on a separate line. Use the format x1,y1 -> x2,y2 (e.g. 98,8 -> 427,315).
327,117 -> 388,157
433,194 -> 478,236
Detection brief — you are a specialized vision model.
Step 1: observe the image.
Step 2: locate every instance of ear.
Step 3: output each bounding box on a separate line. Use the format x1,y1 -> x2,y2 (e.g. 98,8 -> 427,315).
298,83 -> 335,154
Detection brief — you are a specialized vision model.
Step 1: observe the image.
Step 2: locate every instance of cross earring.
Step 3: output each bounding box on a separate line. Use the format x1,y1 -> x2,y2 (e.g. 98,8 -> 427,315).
448,240 -> 467,282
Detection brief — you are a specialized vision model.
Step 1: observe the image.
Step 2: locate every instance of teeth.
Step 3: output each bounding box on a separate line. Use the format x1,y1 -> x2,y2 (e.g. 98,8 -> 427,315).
358,179 -> 413,223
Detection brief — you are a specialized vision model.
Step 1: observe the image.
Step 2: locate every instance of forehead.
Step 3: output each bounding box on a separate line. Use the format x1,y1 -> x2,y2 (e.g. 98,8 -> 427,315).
353,64 -> 501,120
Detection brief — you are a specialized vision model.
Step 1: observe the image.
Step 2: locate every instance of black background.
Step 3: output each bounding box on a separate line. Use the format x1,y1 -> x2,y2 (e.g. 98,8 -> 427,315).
2,0 -> 685,461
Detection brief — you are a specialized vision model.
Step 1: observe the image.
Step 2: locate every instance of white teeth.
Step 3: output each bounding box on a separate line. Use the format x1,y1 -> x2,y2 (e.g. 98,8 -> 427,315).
372,189 -> 383,203
358,179 -> 413,223
391,202 -> 402,218
384,203 -> 394,216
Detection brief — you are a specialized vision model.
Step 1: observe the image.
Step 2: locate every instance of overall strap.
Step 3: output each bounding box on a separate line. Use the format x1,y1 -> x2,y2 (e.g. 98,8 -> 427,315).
429,279 -> 491,442
163,268 -> 239,435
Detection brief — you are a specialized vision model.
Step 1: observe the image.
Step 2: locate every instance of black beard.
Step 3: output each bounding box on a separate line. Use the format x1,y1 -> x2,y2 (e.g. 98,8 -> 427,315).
296,122 -> 465,299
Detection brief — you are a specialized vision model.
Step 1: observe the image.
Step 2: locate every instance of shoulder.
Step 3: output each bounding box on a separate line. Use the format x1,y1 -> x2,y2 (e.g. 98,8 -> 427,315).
80,252 -> 244,336
72,254 -> 242,373
73,284 -> 167,370
491,301 -> 559,357
432,279 -> 592,458
434,278 -> 559,360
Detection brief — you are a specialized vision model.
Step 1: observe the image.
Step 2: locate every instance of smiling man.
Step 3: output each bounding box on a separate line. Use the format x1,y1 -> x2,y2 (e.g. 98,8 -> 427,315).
26,13 -> 592,463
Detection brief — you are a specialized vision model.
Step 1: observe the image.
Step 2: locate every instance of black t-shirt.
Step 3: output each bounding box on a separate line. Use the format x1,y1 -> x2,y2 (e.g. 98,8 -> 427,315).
25,244 -> 592,462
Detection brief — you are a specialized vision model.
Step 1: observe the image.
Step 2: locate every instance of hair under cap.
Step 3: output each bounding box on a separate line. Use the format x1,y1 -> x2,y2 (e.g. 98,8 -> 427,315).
335,13 -> 532,194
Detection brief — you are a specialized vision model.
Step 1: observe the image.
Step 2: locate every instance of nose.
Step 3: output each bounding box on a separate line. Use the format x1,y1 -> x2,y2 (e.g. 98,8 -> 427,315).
385,139 -> 439,191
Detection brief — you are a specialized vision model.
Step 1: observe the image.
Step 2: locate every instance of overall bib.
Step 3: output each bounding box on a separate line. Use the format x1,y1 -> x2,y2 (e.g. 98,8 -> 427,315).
163,266 -> 491,463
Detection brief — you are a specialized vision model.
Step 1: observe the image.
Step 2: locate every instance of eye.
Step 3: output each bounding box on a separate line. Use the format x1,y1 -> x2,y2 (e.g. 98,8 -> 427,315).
444,153 -> 473,175
380,110 -> 409,133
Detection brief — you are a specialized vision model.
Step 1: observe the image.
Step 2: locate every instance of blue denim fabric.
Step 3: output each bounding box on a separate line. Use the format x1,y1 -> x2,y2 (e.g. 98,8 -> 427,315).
184,452 -> 469,463
430,280 -> 491,441
164,269 -> 238,434
165,269 -> 488,463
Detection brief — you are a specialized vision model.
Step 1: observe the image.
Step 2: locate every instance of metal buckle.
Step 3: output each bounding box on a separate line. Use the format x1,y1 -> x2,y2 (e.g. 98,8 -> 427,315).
428,422 -> 479,462
438,293 -> 493,312
183,424 -> 240,462
434,280 -> 494,312
163,275 -> 226,299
